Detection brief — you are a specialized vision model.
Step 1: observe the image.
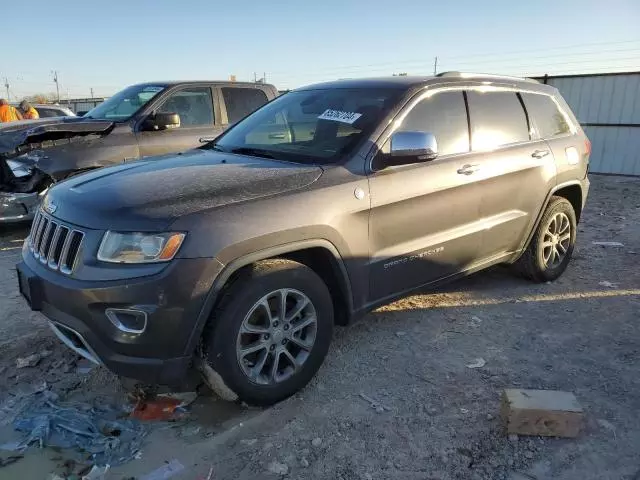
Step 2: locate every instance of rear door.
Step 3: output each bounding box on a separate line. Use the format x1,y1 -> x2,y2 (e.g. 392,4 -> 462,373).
464,89 -> 557,260
136,86 -> 222,157
520,92 -> 587,187
368,90 -> 484,301
219,86 -> 270,127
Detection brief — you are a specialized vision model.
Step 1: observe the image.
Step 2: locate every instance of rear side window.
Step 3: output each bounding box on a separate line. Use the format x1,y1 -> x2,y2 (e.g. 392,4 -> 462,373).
521,93 -> 571,139
37,108 -> 61,118
399,91 -> 469,155
222,87 -> 269,124
466,91 -> 529,150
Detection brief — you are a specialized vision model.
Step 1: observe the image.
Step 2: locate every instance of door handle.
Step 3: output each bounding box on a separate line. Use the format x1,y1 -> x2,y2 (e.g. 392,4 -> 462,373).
457,164 -> 480,175
531,149 -> 550,159
199,137 -> 216,143
268,133 -> 286,139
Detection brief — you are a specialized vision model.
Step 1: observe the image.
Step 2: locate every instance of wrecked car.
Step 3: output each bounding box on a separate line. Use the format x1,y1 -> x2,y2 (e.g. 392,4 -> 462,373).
0,81 -> 278,223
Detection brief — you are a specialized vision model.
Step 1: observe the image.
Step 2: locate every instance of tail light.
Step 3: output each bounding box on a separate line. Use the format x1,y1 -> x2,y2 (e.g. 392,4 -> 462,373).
585,138 -> 592,155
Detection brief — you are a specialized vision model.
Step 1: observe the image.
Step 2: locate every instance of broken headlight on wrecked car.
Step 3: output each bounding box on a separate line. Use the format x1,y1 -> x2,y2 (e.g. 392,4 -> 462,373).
6,160 -> 34,178
97,231 -> 186,264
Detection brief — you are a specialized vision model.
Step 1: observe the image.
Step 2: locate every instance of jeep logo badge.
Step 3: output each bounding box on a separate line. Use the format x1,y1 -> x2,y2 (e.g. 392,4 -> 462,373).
43,197 -> 57,214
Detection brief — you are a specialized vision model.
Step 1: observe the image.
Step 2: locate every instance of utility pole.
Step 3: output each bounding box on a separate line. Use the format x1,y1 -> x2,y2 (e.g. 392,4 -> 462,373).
433,56 -> 438,75
52,70 -> 60,103
90,88 -> 94,99
253,72 -> 257,83
3,77 -> 9,100
263,72 -> 266,83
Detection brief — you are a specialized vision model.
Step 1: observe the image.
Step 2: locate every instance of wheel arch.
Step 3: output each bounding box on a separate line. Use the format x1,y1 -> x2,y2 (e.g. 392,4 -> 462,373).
517,180 -> 584,259
184,239 -> 354,356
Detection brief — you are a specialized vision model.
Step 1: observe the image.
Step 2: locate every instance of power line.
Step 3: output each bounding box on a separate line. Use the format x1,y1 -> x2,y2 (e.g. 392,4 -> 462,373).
266,40 -> 640,78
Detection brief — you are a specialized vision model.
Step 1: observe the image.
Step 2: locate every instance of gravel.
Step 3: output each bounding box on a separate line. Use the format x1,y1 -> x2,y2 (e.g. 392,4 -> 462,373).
0,175 -> 639,479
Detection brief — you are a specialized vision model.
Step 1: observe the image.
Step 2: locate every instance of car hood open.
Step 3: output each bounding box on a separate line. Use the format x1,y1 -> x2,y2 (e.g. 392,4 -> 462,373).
0,117 -> 114,159
45,149 -> 323,230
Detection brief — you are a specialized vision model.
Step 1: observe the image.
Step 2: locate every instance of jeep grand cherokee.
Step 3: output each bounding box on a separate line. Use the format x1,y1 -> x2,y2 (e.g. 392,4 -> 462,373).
17,73 -> 590,405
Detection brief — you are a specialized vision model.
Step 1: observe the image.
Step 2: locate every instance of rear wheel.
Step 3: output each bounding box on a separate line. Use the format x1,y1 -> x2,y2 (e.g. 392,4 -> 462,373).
513,196 -> 577,282
201,259 -> 333,406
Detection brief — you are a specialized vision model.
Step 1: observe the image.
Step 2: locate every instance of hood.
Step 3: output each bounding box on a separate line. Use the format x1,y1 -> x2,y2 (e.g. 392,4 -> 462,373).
46,149 -> 323,230
0,116 -> 114,158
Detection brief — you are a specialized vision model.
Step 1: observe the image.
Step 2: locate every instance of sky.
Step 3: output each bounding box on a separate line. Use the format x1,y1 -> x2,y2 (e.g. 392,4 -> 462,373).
2,0 -> 639,99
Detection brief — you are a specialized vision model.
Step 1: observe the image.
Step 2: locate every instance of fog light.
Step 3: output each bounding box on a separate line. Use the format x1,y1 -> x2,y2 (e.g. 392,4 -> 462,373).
105,308 -> 148,334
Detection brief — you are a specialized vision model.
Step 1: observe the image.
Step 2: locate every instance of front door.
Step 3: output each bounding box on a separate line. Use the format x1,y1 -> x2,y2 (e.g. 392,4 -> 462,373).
136,86 -> 223,158
368,90 -> 484,301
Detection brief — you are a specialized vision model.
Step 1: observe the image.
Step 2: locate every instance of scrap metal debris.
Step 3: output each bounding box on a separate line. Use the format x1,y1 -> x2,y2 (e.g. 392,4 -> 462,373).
131,392 -> 197,421
0,454 -> 23,468
0,396 -> 146,466
466,358 -> 486,369
359,393 -> 390,412
592,241 -> 624,247
139,459 -> 185,480
16,350 -> 52,369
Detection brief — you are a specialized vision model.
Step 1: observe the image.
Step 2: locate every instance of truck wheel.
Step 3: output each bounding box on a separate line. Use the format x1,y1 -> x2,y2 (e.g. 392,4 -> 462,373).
201,259 -> 333,406
513,196 -> 577,282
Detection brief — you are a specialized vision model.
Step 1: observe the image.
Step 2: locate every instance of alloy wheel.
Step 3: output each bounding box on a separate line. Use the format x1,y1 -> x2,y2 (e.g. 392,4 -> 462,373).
542,212 -> 571,268
236,288 -> 317,385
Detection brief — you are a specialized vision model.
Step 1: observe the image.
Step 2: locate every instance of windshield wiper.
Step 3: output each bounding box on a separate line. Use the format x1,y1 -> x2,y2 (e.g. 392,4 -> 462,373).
229,147 -> 276,159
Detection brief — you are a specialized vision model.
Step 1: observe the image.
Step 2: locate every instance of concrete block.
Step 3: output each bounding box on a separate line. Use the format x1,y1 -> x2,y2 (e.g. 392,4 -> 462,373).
501,389 -> 584,438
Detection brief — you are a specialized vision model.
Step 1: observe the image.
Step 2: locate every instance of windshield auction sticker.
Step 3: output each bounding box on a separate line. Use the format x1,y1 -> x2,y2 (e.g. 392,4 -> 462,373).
318,109 -> 362,124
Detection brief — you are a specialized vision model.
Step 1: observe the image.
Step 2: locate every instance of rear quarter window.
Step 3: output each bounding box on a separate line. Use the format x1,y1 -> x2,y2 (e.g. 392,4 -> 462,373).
466,91 -> 529,150
222,87 -> 269,124
521,92 -> 571,139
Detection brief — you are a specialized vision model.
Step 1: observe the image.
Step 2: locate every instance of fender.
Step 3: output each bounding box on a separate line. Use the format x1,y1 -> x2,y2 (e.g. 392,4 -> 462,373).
183,239 -> 354,356
515,180 -> 585,258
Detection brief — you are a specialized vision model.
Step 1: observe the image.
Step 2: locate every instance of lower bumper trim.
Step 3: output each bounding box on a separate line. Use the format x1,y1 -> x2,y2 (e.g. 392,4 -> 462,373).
49,321 -> 102,365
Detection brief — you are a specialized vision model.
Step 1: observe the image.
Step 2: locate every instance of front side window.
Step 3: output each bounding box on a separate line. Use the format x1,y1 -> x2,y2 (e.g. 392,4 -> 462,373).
84,84 -> 166,121
210,88 -> 402,164
466,91 -> 529,151
222,87 -> 269,124
399,91 -> 469,155
521,93 -> 571,139
157,87 -> 214,127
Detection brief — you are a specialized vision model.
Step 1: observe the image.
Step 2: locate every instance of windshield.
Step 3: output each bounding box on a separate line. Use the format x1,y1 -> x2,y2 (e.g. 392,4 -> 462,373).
84,84 -> 166,120
210,88 -> 401,164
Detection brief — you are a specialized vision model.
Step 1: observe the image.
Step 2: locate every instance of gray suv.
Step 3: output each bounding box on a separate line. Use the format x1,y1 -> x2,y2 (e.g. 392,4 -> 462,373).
17,73 -> 590,405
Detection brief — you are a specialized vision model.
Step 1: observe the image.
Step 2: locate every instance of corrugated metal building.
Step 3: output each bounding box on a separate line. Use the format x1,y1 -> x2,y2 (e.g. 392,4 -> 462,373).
59,97 -> 107,115
536,72 -> 640,176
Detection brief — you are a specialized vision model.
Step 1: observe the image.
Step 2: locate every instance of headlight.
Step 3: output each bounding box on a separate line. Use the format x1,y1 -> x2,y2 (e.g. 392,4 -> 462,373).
97,231 -> 186,264
6,160 -> 33,178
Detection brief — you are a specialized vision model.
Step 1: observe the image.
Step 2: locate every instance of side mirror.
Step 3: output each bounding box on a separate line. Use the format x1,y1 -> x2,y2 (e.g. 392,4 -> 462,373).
384,131 -> 438,168
142,112 -> 181,131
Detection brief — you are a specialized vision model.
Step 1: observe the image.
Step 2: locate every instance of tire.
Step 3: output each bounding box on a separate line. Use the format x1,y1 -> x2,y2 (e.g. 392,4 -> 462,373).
513,196 -> 577,283
201,259 -> 333,406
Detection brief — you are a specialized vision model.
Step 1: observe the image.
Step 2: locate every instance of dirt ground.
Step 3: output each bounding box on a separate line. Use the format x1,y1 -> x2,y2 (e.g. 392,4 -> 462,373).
0,174 -> 638,480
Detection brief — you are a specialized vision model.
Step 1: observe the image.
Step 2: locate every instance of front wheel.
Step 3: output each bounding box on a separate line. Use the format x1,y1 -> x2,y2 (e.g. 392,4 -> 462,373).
201,259 -> 333,406
513,196 -> 577,282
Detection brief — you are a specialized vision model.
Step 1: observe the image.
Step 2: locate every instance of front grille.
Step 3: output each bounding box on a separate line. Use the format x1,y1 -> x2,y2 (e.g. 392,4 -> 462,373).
28,210 -> 85,274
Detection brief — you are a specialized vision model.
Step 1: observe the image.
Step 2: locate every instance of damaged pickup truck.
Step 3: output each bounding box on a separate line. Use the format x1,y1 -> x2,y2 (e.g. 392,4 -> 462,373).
0,80 -> 278,223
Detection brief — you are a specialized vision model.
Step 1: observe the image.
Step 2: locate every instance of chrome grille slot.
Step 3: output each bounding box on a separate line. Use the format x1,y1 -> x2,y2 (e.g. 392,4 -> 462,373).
28,211 -> 42,250
39,221 -> 56,262
48,226 -> 69,268
60,230 -> 84,274
34,217 -> 49,258
28,210 -> 85,275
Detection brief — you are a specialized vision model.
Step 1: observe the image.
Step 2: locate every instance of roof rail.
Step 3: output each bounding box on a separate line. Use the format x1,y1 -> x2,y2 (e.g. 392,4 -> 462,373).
435,71 -> 540,84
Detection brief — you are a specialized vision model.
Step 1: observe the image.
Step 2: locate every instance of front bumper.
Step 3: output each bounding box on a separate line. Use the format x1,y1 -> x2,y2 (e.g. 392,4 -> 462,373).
1,191 -> 40,223
17,254 -> 224,384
